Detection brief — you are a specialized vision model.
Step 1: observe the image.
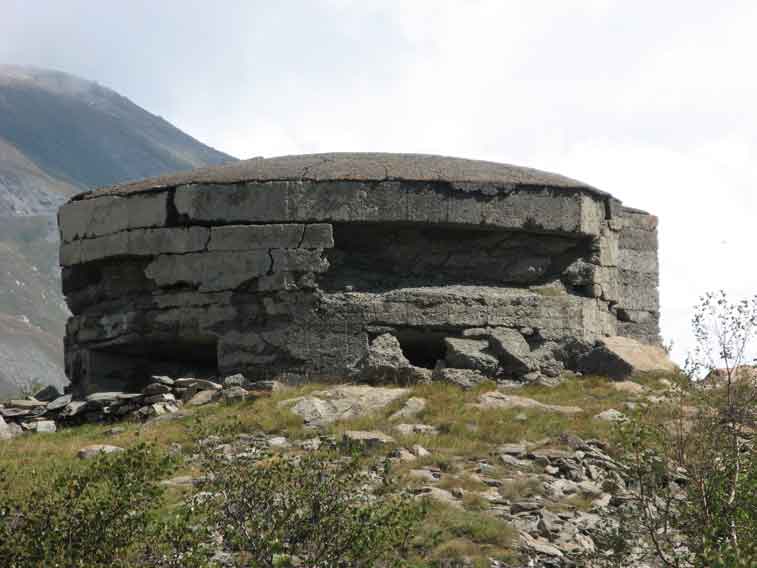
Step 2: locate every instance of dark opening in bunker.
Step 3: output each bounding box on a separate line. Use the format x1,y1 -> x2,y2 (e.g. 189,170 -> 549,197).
321,222 -> 588,293
89,338 -> 219,392
394,329 -> 447,369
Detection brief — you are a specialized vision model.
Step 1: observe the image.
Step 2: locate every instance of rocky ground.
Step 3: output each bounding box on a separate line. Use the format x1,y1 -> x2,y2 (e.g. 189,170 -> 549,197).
0,373 -> 682,566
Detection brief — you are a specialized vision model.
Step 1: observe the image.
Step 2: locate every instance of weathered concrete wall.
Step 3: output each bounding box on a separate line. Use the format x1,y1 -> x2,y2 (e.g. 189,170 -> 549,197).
614,207 -> 660,344
58,154 -> 662,394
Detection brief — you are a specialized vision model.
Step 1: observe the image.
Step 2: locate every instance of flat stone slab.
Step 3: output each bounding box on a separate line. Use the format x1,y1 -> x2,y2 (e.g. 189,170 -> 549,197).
611,381 -> 647,395
46,394 -> 72,411
187,389 -> 221,407
476,391 -> 584,415
279,385 -> 410,427
77,444 -> 124,459
389,397 -> 427,421
7,399 -> 46,408
579,336 -> 676,379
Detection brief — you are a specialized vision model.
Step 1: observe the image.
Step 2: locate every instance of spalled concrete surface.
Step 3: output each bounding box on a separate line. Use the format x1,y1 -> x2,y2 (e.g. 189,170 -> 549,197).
57,153 -> 666,394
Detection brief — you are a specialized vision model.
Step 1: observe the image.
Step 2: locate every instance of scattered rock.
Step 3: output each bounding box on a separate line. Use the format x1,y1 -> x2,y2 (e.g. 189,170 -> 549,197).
412,444 -> 431,458
594,409 -> 628,422
143,393 -> 176,405
467,327 -> 534,376
360,333 -> 431,384
476,391 -> 583,415
247,380 -> 285,392
394,423 -> 439,436
577,480 -> 603,497
280,385 -> 410,427
391,447 -> 417,462
499,443 -> 527,456
298,437 -> 322,451
8,399 -> 46,409
77,444 -> 124,460
267,436 -> 290,449
415,486 -> 462,508
24,420 -> 56,433
143,383 -> 173,395
33,385 -> 62,402
579,336 -> 676,379
61,400 -> 89,417
174,378 -> 222,391
341,430 -> 395,450
611,381 -> 647,395
222,373 -> 247,388
46,394 -> 72,411
389,397 -> 427,421
136,402 -> 178,420
521,531 -> 565,558
409,468 -> 439,482
151,375 -> 175,386
511,499 -> 543,514
444,337 -> 499,374
0,406 -> 30,418
500,454 -> 531,467
86,391 -> 127,403
433,367 -> 490,390
187,389 -> 220,407
221,386 -> 249,402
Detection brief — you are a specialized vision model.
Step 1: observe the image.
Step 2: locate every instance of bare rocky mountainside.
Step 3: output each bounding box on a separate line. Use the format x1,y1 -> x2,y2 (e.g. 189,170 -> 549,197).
0,64 -> 233,395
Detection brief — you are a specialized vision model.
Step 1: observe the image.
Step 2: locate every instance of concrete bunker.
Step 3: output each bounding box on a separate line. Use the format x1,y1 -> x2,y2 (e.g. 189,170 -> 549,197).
58,153 -> 664,394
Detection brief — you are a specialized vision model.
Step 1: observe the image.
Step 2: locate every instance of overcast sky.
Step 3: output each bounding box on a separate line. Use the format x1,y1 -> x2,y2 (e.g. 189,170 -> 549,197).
2,0 -> 756,364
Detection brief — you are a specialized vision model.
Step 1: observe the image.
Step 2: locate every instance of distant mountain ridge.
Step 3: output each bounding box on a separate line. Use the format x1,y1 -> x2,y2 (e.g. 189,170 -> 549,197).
0,64 -> 235,395
0,64 -> 232,215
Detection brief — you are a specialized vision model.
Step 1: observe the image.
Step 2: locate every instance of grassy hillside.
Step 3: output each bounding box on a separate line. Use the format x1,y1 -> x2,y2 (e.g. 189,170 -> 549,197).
0,375 -> 676,566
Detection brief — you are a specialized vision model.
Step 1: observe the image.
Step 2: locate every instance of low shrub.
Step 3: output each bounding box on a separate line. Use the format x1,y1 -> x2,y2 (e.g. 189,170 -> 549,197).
196,450 -> 425,567
0,444 -> 175,568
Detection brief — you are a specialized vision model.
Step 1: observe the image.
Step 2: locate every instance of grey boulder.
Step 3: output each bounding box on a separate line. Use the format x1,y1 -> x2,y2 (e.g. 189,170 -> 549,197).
444,337 -> 499,374
77,444 -> 124,459
579,336 -> 676,380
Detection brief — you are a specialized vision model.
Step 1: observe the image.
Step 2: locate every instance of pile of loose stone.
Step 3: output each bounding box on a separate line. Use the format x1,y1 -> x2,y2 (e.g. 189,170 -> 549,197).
0,374 -> 272,440
155,390 -> 650,568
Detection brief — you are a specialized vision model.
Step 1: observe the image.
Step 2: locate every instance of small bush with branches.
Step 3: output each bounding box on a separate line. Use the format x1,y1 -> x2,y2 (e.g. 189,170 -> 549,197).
591,291 -> 757,567
0,444 -> 177,568
193,446 -> 425,567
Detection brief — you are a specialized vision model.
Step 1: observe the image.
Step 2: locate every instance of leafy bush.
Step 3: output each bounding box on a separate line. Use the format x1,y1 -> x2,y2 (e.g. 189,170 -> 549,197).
195,449 -> 425,567
0,444 -> 175,568
591,292 -> 757,568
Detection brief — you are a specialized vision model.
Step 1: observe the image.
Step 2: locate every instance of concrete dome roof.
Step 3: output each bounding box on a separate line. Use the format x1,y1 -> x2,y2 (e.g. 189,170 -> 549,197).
74,152 -> 605,200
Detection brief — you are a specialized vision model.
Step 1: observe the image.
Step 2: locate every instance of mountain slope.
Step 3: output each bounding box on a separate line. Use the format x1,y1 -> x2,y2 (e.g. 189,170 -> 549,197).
0,138 -> 78,217
0,65 -> 235,395
0,64 -> 231,213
